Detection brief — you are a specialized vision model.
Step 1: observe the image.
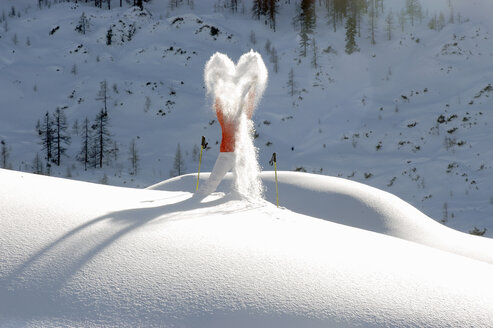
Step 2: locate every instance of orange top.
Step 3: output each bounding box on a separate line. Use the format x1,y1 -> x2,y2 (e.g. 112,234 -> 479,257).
216,108 -> 236,152
215,92 -> 255,153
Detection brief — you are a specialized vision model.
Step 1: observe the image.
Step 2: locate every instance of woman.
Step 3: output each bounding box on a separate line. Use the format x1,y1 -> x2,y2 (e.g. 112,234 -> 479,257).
195,51 -> 267,199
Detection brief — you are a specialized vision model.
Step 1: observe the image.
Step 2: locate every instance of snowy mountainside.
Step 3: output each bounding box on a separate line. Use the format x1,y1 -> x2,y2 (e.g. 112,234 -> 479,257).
0,0 -> 492,235
2,168 -> 493,327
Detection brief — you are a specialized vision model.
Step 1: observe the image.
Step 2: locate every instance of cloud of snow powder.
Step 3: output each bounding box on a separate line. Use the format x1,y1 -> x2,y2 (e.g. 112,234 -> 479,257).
204,50 -> 268,200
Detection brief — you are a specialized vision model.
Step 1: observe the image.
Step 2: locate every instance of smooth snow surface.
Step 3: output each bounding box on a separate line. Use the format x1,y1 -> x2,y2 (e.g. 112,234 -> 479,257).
2,168 -> 493,327
154,171 -> 493,265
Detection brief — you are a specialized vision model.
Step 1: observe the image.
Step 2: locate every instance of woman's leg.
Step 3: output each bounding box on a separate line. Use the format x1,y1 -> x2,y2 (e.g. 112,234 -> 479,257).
195,152 -> 235,198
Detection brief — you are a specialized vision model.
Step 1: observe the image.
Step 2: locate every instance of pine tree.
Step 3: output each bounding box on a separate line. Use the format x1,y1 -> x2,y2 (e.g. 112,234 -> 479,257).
90,109 -> 112,168
399,9 -> 407,32
1,140 -> 10,169
251,0 -> 263,20
251,0 -> 278,31
428,14 -> 437,31
52,107 -> 71,166
406,0 -> 422,27
72,119 -> 79,136
96,80 -> 110,113
77,117 -> 90,171
437,12 -> 446,31
311,38 -> 318,69
32,153 -> 44,175
287,67 -> 297,96
271,47 -> 279,73
229,0 -> 238,13
448,0 -> 455,24
144,96 -> 151,112
298,0 -> 316,57
38,111 -> 54,163
299,29 -> 309,57
75,12 -> 89,34
385,10 -> 394,40
129,138 -> 139,175
170,143 -> 185,177
345,16 -> 359,54
106,27 -> 113,45
368,0 -> 377,45
249,30 -> 256,45
267,0 -> 278,31
300,0 -> 316,33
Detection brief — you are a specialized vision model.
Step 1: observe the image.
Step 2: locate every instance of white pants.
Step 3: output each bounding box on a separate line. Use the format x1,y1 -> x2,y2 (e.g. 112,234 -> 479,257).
195,152 -> 235,198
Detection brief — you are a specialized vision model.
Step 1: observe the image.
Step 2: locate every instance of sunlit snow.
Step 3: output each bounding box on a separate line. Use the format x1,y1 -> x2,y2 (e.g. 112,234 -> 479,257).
1,168 -> 493,327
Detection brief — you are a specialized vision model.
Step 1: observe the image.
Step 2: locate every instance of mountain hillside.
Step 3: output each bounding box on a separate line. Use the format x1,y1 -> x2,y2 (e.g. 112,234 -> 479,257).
0,0 -> 492,235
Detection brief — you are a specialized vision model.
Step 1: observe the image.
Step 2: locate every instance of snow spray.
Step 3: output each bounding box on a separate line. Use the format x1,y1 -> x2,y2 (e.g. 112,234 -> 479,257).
204,50 -> 268,200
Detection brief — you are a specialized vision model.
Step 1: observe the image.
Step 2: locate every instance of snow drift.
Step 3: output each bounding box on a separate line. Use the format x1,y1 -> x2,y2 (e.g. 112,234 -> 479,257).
1,168 -> 493,327
153,171 -> 493,265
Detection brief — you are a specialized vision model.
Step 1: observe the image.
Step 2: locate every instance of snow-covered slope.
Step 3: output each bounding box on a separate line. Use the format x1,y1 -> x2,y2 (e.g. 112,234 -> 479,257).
151,171 -> 493,265
1,168 -> 493,327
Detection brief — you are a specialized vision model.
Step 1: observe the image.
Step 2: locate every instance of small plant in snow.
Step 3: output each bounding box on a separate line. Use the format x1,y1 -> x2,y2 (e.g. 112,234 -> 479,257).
469,227 -> 487,236
75,12 -> 90,35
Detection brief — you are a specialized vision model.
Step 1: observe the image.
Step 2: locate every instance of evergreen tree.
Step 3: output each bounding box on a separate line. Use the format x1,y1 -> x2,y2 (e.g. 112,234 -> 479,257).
406,0 -> 422,27
399,9 -> 407,32
129,138 -> 139,175
38,111 -> 54,163
52,107 -> 71,166
428,14 -> 437,31
32,153 -> 44,175
385,10 -> 394,40
300,0 -> 316,33
1,140 -> 10,169
271,47 -> 279,73
299,29 -> 309,57
437,12 -> 446,31
345,16 -> 359,54
448,0 -> 455,24
170,143 -> 185,177
75,12 -> 89,34
96,80 -> 110,113
77,117 -> 90,170
90,109 -> 113,168
72,119 -> 79,136
368,0 -> 377,45
287,67 -> 297,96
251,0 -> 278,31
252,0 -> 263,20
311,38 -> 318,69
298,0 -> 316,57
106,27 -> 113,45
249,30 -> 256,44
267,0 -> 278,31
229,0 -> 238,13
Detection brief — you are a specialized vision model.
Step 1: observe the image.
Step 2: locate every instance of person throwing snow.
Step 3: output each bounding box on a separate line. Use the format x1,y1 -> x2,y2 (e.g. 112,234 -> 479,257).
195,50 -> 268,199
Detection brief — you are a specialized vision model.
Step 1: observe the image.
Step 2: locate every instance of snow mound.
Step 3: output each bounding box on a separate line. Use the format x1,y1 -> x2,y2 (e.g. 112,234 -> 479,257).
1,168 -> 493,327
152,171 -> 493,265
